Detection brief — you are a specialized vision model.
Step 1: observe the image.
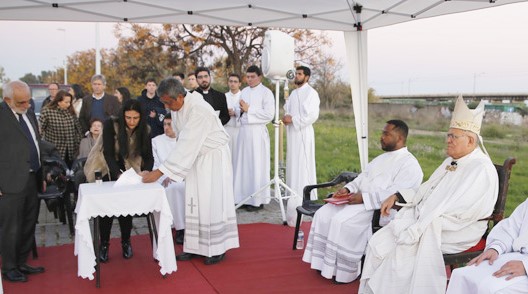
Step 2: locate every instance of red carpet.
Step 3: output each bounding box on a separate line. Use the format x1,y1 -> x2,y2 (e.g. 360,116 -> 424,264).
3,223 -> 359,293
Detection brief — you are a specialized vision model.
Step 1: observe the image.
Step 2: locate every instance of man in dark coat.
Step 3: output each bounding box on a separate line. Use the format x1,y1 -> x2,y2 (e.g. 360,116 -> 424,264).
0,80 -> 45,283
78,74 -> 120,133
137,78 -> 166,138
194,67 -> 230,125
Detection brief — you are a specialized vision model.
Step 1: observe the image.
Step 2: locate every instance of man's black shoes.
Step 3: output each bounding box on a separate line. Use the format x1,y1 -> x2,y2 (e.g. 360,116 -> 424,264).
18,264 -> 45,274
99,244 -> 109,263
3,269 -> 28,282
204,254 -> 225,265
122,241 -> 133,259
175,229 -> 185,245
176,252 -> 198,261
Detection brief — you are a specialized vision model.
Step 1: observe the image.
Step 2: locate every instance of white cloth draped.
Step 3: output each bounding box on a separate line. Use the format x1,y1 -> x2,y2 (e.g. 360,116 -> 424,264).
447,198 -> 528,294
225,90 -> 241,168
74,182 -> 176,280
283,83 -> 320,226
158,91 -> 239,257
360,148 -> 498,294
233,83 -> 275,207
302,147 -> 423,283
152,134 -> 186,230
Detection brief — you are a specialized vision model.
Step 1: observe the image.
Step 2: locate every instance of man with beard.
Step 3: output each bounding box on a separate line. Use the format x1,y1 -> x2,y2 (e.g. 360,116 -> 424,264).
302,120 -> 423,284
282,66 -> 320,226
194,67 -> 229,125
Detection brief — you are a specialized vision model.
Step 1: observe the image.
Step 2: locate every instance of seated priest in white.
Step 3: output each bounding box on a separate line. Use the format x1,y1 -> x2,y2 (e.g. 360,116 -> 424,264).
359,96 -> 499,294
302,119 -> 423,283
152,113 -> 186,244
446,198 -> 528,294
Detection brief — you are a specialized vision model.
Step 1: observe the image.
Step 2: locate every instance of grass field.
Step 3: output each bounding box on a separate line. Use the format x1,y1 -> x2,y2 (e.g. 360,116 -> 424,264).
274,111 -> 527,216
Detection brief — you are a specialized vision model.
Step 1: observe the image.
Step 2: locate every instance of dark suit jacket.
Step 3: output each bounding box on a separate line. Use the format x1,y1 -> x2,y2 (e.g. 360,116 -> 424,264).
195,88 -> 230,125
78,93 -> 120,133
0,102 -> 41,194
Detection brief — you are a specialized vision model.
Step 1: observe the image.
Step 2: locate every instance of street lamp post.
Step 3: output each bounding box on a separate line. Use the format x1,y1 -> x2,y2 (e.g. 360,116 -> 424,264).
57,28 -> 67,84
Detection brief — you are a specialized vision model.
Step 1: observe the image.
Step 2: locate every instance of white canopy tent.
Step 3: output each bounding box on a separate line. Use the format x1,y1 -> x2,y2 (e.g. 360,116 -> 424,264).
1,0 -> 526,169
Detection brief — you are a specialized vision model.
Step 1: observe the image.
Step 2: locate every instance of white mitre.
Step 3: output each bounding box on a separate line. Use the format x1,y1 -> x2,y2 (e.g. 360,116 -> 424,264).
450,95 -> 488,154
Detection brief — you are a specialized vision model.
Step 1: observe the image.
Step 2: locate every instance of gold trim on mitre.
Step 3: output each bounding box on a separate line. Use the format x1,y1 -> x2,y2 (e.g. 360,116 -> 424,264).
449,95 -> 485,135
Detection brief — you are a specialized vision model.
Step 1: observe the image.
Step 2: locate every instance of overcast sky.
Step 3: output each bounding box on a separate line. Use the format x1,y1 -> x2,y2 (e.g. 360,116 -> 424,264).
1,2 -> 527,96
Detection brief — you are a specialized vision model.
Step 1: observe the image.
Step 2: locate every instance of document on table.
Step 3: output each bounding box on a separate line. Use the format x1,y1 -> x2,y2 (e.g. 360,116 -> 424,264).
113,168 -> 143,187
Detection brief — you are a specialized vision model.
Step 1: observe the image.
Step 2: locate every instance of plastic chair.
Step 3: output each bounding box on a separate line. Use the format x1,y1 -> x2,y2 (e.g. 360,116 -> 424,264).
292,171 -> 358,250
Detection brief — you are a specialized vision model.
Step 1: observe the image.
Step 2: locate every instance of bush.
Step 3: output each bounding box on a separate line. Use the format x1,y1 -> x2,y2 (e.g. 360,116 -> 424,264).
481,125 -> 507,139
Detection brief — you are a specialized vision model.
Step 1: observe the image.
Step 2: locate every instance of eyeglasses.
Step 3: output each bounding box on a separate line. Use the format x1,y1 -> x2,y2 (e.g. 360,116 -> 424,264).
446,133 -> 467,140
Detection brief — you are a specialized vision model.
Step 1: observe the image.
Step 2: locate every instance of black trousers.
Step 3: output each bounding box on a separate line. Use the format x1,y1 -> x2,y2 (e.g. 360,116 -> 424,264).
99,215 -> 133,245
0,173 -> 39,272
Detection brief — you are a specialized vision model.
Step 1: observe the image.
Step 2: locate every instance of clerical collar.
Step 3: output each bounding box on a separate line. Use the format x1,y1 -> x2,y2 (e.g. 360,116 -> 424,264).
445,161 -> 458,172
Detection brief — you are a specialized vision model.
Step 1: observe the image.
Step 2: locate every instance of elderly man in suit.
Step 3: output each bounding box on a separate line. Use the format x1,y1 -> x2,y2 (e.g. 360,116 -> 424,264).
78,74 -> 120,133
0,81 -> 45,283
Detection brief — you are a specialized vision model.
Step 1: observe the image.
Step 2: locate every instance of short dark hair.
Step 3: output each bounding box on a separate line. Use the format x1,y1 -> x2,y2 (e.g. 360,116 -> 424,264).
172,72 -> 185,80
187,73 -> 196,78
163,112 -> 171,120
195,67 -> 210,77
246,65 -> 262,76
228,73 -> 241,82
116,87 -> 132,103
386,119 -> 409,140
296,66 -> 311,76
145,78 -> 157,85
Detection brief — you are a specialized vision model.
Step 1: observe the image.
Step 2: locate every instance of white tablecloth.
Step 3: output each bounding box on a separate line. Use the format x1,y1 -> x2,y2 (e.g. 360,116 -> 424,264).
74,182 -> 177,280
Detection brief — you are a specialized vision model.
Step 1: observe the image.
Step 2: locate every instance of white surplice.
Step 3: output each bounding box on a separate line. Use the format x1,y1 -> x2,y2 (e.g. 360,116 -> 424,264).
158,91 -> 239,257
447,198 -> 528,294
152,133 -> 186,230
283,83 -> 320,226
233,83 -> 275,207
302,147 -> 423,283
225,90 -> 241,167
360,148 -> 498,294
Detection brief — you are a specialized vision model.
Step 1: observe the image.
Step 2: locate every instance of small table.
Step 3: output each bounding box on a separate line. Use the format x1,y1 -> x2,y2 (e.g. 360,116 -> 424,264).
74,182 -> 177,287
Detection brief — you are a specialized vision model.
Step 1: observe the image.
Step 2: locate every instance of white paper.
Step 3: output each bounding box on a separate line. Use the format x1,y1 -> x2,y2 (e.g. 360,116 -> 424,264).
113,168 -> 143,187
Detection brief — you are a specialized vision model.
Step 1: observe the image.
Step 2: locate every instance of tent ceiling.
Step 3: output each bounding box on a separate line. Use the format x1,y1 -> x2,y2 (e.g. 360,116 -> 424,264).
0,0 -> 526,31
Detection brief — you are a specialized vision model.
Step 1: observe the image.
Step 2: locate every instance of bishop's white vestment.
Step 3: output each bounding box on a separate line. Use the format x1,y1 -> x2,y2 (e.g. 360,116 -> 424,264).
233,83 -> 275,207
447,198 -> 528,294
283,83 -> 320,226
158,91 -> 239,257
359,148 -> 498,294
302,147 -> 423,283
152,133 -> 186,230
225,90 -> 241,168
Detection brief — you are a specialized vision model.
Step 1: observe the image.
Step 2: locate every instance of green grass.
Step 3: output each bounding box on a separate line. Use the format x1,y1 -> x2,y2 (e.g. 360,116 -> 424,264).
271,111 -> 527,216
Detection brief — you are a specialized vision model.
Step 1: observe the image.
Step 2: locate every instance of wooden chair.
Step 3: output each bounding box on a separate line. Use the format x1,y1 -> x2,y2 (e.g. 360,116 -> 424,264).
292,171 -> 358,250
443,157 -> 516,270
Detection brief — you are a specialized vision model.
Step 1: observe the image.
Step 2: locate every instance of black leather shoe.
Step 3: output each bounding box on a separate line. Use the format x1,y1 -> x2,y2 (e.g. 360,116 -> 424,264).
175,230 -> 185,245
176,252 -> 198,261
122,241 -> 133,259
204,253 -> 225,265
99,244 -> 109,263
2,269 -> 27,282
245,205 -> 263,212
18,264 -> 45,274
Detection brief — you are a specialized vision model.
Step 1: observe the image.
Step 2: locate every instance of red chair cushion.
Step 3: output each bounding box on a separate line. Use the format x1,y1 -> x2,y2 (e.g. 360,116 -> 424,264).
463,238 -> 486,253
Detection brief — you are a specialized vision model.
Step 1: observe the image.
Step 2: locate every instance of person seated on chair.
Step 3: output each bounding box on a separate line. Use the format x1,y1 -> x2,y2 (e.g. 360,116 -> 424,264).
446,198 -> 528,294
99,99 -> 154,263
151,113 -> 186,244
73,118 -> 103,192
359,96 -> 498,294
302,119 -> 423,284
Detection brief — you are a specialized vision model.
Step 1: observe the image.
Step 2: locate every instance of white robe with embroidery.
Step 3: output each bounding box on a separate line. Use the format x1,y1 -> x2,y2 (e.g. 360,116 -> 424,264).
360,148 -> 498,294
233,83 -> 275,206
225,90 -> 241,168
152,134 -> 186,230
302,147 -> 423,283
284,83 -> 320,226
158,91 -> 239,257
447,198 -> 528,294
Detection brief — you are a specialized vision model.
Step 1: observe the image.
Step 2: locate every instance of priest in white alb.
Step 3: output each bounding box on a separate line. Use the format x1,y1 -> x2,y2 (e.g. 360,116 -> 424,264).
151,113 -> 186,244
446,198 -> 528,294
359,96 -> 499,293
282,66 -> 320,226
302,119 -> 423,283
224,73 -> 242,168
143,77 -> 239,265
233,65 -> 275,211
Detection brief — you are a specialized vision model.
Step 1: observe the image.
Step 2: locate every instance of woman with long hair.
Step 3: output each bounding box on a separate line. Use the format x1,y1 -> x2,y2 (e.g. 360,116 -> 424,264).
68,83 -> 85,118
39,90 -> 82,167
114,87 -> 132,105
99,99 -> 153,262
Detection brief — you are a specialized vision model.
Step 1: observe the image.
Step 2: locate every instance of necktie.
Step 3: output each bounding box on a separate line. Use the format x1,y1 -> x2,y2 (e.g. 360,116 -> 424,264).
17,113 -> 40,171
